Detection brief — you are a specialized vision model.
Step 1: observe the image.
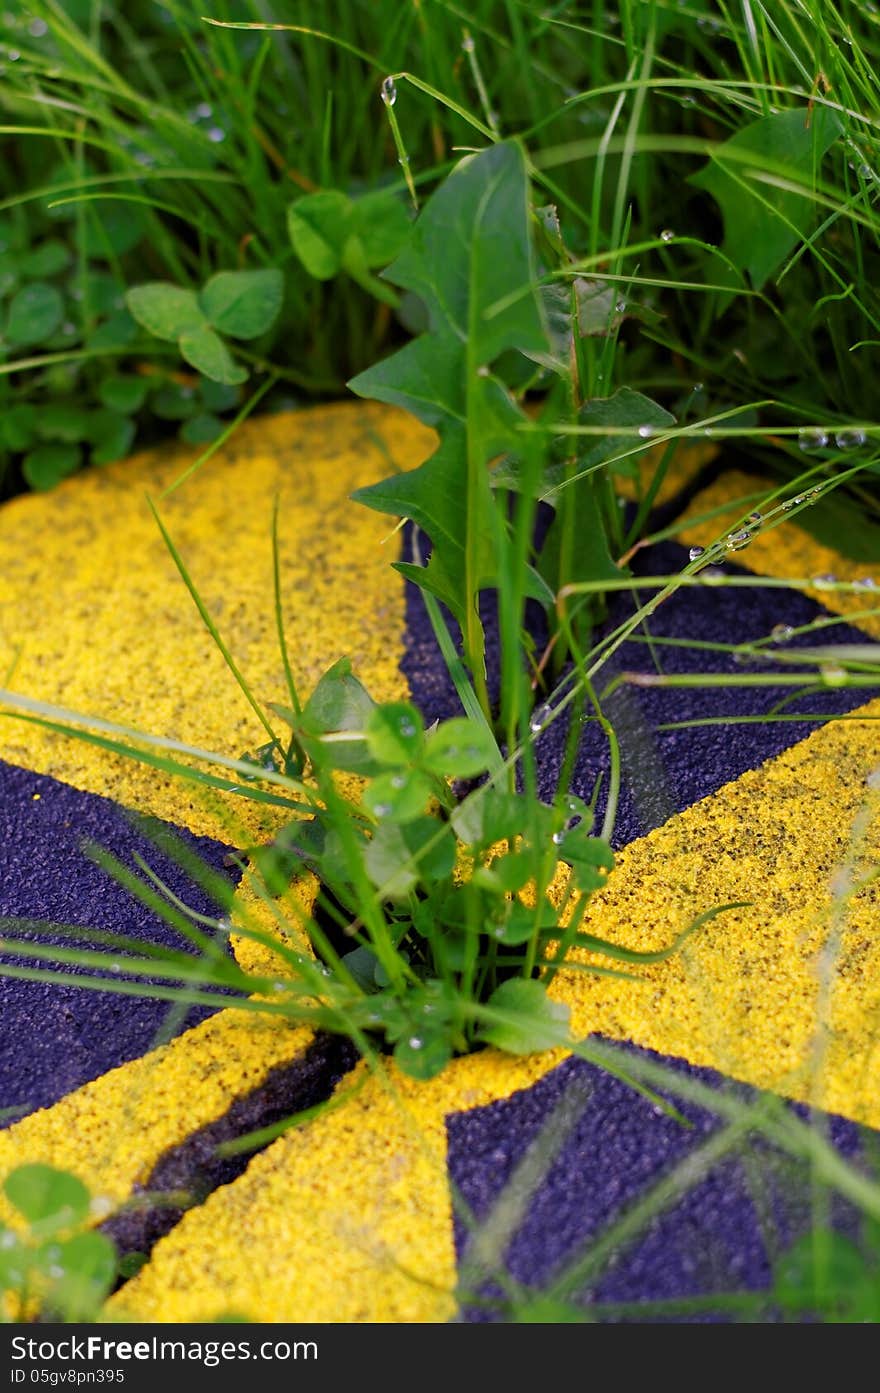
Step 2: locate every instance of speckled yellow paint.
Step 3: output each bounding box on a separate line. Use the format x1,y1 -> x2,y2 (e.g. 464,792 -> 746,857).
666,467 -> 880,638
0,402 -> 433,845
112,457 -> 880,1324
112,1048 -> 563,1323
0,1008 -> 311,1231
3,414 -> 878,1321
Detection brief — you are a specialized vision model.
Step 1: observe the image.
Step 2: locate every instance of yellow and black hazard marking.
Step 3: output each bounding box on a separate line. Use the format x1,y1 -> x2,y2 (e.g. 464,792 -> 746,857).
0,405 -> 878,1320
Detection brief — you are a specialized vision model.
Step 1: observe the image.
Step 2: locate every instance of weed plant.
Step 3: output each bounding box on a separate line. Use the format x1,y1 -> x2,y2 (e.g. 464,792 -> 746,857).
0,0 -> 879,1324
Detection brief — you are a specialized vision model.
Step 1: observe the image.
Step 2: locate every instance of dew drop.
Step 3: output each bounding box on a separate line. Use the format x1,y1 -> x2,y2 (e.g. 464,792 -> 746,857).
747,511 -> 763,524
637,424 -> 654,439
659,228 -> 675,242
552,830 -> 565,845
462,33 -> 475,52
195,101 -> 213,119
834,428 -> 867,449
855,576 -> 878,590
820,664 -> 847,687
798,427 -> 829,452
48,1265 -> 65,1281
812,573 -> 837,588
771,623 -> 794,642
701,566 -> 725,584
530,703 -> 552,734
381,75 -> 397,106
399,719 -> 416,737
390,774 -> 406,790
206,126 -> 226,143
725,528 -> 753,552
614,298 -> 627,313
688,545 -> 705,561
373,802 -> 392,818
408,1036 -> 423,1050
28,18 -> 47,36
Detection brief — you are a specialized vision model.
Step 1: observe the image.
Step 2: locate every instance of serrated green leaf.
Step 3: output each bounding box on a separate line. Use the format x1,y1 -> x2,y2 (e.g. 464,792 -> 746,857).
200,268 -> 284,340
691,106 -> 841,289
350,141 -> 547,636
126,283 -> 206,341
364,701 -> 424,766
480,978 -> 569,1054
6,282 -> 64,346
179,324 -> 248,385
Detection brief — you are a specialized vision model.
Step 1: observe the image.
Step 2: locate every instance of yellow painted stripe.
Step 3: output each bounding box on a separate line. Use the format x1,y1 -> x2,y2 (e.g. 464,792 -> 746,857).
112,1050 -> 559,1323
667,467 -> 880,637
114,462 -> 880,1323
0,1009 -> 312,1230
115,689 -> 880,1323
0,402 -> 432,844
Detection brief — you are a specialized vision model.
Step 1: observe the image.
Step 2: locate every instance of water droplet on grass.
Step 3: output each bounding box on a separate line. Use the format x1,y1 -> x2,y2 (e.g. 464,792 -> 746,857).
530,703 -> 552,734
726,529 -> 753,551
28,18 -> 47,36
659,228 -> 675,242
855,576 -> 878,589
373,803 -> 392,818
207,126 -> 226,143
747,511 -> 763,524
689,546 -> 705,561
812,573 -> 837,588
798,427 -> 828,452
408,1036 -> 423,1050
771,623 -> 794,642
552,830 -> 564,845
834,428 -> 867,449
637,424 -> 654,439
820,664 -> 847,687
462,33 -> 475,52
390,774 -> 406,790
381,76 -> 397,106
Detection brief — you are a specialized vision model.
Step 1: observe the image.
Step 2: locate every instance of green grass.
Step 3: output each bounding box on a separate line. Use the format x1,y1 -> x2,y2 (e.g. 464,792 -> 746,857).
0,0 -> 880,1325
